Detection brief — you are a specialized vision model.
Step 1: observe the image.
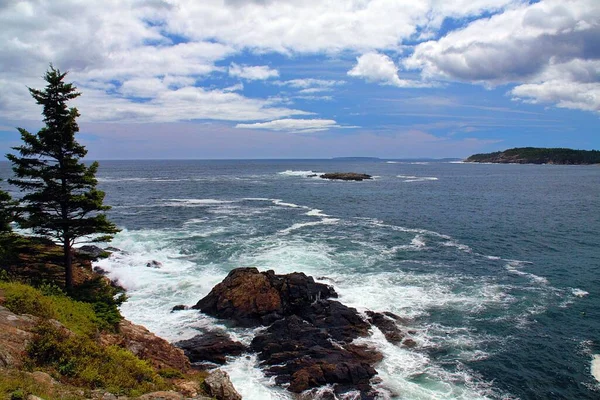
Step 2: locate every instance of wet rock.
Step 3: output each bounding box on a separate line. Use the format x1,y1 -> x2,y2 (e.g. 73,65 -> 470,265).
402,338 -> 418,348
320,172 -> 372,181
171,305 -> 188,312
193,267 -> 337,327
146,260 -> 163,268
76,245 -> 110,260
175,331 -> 246,365
203,369 -> 242,400
366,311 -> 404,344
194,268 -> 389,398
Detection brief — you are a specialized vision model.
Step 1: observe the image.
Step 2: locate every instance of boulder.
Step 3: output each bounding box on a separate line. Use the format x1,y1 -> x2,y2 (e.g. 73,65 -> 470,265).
76,245 -> 110,260
175,331 -> 246,365
203,369 -> 242,400
171,305 -> 188,312
193,267 -> 337,327
0,305 -> 37,368
146,260 -> 163,268
320,172 -> 372,181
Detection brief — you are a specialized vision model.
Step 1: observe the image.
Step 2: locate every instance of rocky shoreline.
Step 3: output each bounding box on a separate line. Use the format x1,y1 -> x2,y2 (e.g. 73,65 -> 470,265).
175,267 -> 417,398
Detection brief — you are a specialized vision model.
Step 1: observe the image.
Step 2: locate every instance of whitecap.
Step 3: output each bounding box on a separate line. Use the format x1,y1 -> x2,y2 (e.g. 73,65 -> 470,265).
572,288 -> 590,298
397,175 -> 439,183
592,355 -> 600,382
278,218 -> 340,235
277,170 -> 320,177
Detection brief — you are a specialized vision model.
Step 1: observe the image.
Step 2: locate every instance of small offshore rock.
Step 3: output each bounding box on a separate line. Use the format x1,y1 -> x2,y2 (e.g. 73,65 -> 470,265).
320,172 -> 372,181
146,260 -> 163,268
203,370 -> 242,400
402,338 -> 417,348
171,305 -> 188,312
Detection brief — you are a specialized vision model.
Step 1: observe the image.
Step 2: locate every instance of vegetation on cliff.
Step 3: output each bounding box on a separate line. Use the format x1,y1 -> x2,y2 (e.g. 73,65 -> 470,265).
465,147 -> 600,164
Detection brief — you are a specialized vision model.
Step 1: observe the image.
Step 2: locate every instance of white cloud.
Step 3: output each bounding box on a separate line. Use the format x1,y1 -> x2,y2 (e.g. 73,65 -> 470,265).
236,118 -> 355,133
348,52 -> 432,88
275,79 -> 344,89
403,0 -> 600,112
229,63 -> 279,80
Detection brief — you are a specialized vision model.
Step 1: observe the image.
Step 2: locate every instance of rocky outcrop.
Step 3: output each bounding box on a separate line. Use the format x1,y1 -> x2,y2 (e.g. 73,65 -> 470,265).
193,267 -> 337,327
0,305 -> 36,368
320,172 -> 372,181
203,370 -> 242,400
75,245 -> 110,260
193,268 -> 403,398
100,320 -> 190,372
175,331 -> 246,365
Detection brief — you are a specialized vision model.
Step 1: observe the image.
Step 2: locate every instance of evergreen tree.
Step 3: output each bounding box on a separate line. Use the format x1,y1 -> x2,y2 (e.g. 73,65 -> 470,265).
0,187 -> 16,233
7,66 -> 119,292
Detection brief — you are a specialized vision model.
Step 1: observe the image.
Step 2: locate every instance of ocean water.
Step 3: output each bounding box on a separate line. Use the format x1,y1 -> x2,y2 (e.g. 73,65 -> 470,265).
2,159 -> 599,399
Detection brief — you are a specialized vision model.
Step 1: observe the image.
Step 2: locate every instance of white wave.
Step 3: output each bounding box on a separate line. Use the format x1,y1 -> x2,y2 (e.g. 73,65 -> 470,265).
98,177 -> 189,183
385,161 -> 399,164
505,262 -> 549,285
278,218 -> 340,235
572,288 -> 590,297
397,175 -> 439,183
277,170 -> 320,177
306,208 -> 330,217
221,354 -> 291,400
271,199 -> 308,208
442,240 -> 473,253
166,198 -> 235,205
592,355 -> 600,382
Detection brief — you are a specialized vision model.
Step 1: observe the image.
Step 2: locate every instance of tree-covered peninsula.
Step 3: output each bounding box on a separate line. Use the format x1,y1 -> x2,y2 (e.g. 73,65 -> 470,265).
465,147 -> 600,165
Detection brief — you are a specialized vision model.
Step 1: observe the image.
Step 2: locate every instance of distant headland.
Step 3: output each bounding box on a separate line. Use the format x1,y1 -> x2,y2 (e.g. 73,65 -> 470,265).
465,147 -> 600,165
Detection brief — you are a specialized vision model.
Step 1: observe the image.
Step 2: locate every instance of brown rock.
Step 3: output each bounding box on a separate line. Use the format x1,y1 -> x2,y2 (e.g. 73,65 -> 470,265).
402,338 -> 417,348
100,320 -> 190,372
193,267 -> 337,327
137,391 -> 183,400
366,311 -> 405,344
0,305 -> 37,368
203,369 -> 242,400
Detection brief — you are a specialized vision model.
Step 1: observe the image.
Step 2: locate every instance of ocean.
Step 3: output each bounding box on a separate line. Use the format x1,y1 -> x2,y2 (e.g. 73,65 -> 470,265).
2,159 -> 599,399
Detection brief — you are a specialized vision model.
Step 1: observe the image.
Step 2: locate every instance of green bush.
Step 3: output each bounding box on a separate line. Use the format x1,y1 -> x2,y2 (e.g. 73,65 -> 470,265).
1,282 -> 56,319
0,282 -> 103,336
26,323 -> 167,395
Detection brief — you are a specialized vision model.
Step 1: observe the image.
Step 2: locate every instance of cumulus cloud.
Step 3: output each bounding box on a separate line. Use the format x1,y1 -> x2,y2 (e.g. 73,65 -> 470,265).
403,0 -> 600,112
229,63 -> 279,80
348,52 -> 432,88
236,118 -> 356,133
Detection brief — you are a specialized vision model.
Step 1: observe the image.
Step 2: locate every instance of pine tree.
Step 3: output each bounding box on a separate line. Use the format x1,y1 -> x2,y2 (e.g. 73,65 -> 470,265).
7,66 -> 119,292
0,187 -> 16,233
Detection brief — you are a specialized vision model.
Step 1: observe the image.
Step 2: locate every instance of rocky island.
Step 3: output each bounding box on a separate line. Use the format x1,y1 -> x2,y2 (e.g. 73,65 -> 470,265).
465,147 -> 600,165
320,172 -> 372,181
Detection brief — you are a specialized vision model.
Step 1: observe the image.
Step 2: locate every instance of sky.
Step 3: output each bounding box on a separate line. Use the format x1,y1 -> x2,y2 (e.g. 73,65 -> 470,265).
0,0 -> 598,159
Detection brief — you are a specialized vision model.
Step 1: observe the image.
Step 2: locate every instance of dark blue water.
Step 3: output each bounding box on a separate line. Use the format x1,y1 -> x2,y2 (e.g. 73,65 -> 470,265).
2,159 -> 599,399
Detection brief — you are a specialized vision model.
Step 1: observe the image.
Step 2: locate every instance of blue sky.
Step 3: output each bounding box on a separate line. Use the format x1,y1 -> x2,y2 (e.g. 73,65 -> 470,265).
0,0 -> 598,159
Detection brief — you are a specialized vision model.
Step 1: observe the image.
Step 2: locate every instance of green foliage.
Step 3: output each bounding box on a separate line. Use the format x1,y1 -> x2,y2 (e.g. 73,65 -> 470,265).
158,367 -> 184,379
26,323 -> 167,395
467,147 -> 600,164
1,282 -> 57,319
6,65 -> 119,291
71,277 -> 125,331
0,281 -> 117,336
0,186 -> 17,233
0,369 -> 87,400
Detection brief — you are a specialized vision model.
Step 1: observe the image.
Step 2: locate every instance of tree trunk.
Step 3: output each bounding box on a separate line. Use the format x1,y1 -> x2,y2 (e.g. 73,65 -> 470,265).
63,239 -> 73,293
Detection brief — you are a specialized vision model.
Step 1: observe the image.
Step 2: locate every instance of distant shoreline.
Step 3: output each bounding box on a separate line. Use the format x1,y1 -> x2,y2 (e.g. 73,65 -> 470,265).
465,147 -> 600,165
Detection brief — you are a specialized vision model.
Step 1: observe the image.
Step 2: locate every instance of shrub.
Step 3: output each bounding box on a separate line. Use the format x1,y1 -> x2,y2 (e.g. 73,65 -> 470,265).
26,323 -> 167,395
1,282 -> 56,319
